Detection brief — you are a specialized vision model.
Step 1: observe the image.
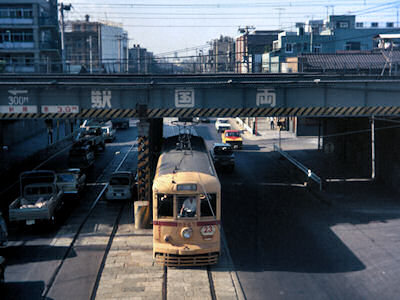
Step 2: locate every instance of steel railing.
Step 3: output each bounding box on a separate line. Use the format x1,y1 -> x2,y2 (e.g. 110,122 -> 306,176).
273,144 -> 323,191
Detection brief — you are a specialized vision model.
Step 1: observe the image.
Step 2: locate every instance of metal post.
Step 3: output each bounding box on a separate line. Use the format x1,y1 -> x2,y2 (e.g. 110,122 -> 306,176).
318,119 -> 321,150
56,119 -> 60,141
279,126 -> 282,148
371,115 -> 376,179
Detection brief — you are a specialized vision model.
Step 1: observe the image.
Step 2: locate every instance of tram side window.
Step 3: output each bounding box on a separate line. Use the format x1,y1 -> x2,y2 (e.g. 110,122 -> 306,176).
200,194 -> 217,217
157,194 -> 173,218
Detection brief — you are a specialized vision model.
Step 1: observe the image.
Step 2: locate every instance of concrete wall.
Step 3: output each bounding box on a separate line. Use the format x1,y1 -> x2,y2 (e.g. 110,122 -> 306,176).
0,119 -> 46,146
323,117 -> 371,177
375,118 -> 400,188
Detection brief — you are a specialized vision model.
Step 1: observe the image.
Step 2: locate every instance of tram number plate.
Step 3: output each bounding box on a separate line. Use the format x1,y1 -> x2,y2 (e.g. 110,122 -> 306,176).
26,220 -> 35,225
200,225 -> 215,236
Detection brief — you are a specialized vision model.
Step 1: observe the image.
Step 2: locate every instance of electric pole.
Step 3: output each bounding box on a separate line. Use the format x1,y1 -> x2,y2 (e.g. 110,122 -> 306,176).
59,3 -> 71,73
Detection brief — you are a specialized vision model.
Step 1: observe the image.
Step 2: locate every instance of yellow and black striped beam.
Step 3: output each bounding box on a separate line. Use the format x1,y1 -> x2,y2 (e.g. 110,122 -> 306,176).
137,136 -> 151,202
2,106 -> 400,119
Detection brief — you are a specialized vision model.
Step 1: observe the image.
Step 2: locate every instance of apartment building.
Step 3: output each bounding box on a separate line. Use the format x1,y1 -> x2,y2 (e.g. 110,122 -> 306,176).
64,15 -> 128,73
0,0 -> 61,73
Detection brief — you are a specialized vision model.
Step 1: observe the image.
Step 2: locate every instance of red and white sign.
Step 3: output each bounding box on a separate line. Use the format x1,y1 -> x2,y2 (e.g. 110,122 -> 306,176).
0,105 -> 37,113
200,225 -> 216,237
41,105 -> 79,113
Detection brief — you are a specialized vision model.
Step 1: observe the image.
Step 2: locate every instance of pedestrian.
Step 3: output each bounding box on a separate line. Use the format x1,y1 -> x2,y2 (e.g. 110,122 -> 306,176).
270,117 -> 275,130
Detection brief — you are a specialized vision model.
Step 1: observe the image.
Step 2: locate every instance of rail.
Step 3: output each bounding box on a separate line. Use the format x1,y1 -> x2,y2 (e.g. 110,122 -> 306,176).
273,144 -> 323,191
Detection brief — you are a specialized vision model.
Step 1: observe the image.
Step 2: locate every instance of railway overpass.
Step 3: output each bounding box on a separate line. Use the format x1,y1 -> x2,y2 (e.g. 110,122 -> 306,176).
1,73 -> 400,203
1,74 -> 400,119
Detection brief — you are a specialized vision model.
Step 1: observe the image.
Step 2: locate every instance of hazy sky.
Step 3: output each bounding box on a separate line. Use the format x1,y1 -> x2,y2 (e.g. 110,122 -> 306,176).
60,0 -> 400,56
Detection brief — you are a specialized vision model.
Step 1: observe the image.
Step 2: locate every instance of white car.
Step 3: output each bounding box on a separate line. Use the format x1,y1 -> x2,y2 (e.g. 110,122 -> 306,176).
101,126 -> 116,142
215,118 -> 231,132
56,168 -> 86,195
105,171 -> 137,201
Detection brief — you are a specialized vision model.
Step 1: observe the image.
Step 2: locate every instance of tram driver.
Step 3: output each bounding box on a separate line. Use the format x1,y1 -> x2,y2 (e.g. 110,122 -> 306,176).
179,196 -> 197,217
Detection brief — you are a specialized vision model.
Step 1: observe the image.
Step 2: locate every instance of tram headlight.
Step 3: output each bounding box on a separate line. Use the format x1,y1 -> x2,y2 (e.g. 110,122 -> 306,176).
181,227 -> 193,239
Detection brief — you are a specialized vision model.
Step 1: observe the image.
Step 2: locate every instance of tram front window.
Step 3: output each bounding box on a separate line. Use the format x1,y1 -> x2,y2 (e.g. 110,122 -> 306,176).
158,194 -> 173,218
177,195 -> 197,218
200,194 -> 217,217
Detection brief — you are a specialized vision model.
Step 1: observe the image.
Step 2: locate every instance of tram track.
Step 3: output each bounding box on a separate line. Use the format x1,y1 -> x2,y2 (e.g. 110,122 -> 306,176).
207,266 -> 217,300
42,141 -> 136,298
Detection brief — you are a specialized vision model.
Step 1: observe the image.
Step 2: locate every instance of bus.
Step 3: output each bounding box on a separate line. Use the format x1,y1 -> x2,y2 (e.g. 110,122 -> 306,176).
152,134 -> 221,266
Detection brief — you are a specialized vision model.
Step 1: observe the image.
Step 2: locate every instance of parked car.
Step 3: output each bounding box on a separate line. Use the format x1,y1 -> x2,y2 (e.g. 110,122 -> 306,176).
101,126 -> 116,142
215,118 -> 231,132
210,143 -> 235,172
56,168 -> 87,195
194,117 -> 210,123
105,171 -> 137,201
221,129 -> 243,149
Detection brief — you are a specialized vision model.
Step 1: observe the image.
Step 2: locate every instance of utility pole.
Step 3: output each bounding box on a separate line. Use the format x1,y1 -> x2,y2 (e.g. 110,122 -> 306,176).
117,35 -> 121,73
88,35 -> 93,73
126,34 -> 129,73
274,8 -> 285,29
59,3 -> 71,73
238,25 -> 255,73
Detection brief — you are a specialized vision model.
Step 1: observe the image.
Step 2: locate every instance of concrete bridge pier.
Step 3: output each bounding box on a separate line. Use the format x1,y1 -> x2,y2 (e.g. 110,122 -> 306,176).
136,117 -> 163,224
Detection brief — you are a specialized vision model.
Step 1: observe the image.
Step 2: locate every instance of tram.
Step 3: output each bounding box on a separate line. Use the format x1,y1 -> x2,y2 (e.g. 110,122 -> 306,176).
152,134 -> 221,266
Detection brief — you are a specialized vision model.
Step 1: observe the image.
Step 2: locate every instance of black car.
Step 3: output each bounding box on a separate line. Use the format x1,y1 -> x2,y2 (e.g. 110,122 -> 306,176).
210,143 -> 235,172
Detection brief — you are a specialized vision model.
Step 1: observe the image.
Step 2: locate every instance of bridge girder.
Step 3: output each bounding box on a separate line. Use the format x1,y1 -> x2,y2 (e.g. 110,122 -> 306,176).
1,74 -> 400,119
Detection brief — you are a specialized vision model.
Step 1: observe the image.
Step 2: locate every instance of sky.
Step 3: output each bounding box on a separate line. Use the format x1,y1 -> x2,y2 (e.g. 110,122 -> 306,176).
59,0 -> 400,56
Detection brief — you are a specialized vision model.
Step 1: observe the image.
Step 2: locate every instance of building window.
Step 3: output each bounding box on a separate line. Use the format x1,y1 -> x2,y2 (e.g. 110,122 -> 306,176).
387,22 -> 394,28
285,43 -> 293,53
356,22 -> 364,28
313,44 -> 322,53
338,22 -> 349,28
273,41 -> 279,51
303,42 -> 308,51
371,22 -> 378,28
345,42 -> 361,51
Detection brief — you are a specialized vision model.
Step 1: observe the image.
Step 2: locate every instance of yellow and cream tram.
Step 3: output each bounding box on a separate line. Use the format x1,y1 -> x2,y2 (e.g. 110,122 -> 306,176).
152,135 -> 221,266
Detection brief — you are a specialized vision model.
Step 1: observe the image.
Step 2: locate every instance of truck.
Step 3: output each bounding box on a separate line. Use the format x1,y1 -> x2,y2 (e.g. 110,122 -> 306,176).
79,127 -> 106,151
9,170 -> 64,225
68,141 -> 95,169
111,118 -> 129,129
215,118 -> 231,133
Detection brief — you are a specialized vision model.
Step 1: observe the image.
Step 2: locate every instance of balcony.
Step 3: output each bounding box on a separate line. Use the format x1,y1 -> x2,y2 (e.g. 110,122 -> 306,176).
0,42 -> 34,49
0,18 -> 33,25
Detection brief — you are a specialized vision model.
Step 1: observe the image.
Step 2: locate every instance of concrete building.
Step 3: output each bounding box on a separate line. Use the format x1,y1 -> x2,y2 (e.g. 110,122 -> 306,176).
0,0 -> 61,73
65,15 -> 128,73
236,30 -> 282,73
128,45 -> 154,74
263,15 -> 400,73
202,35 -> 235,73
